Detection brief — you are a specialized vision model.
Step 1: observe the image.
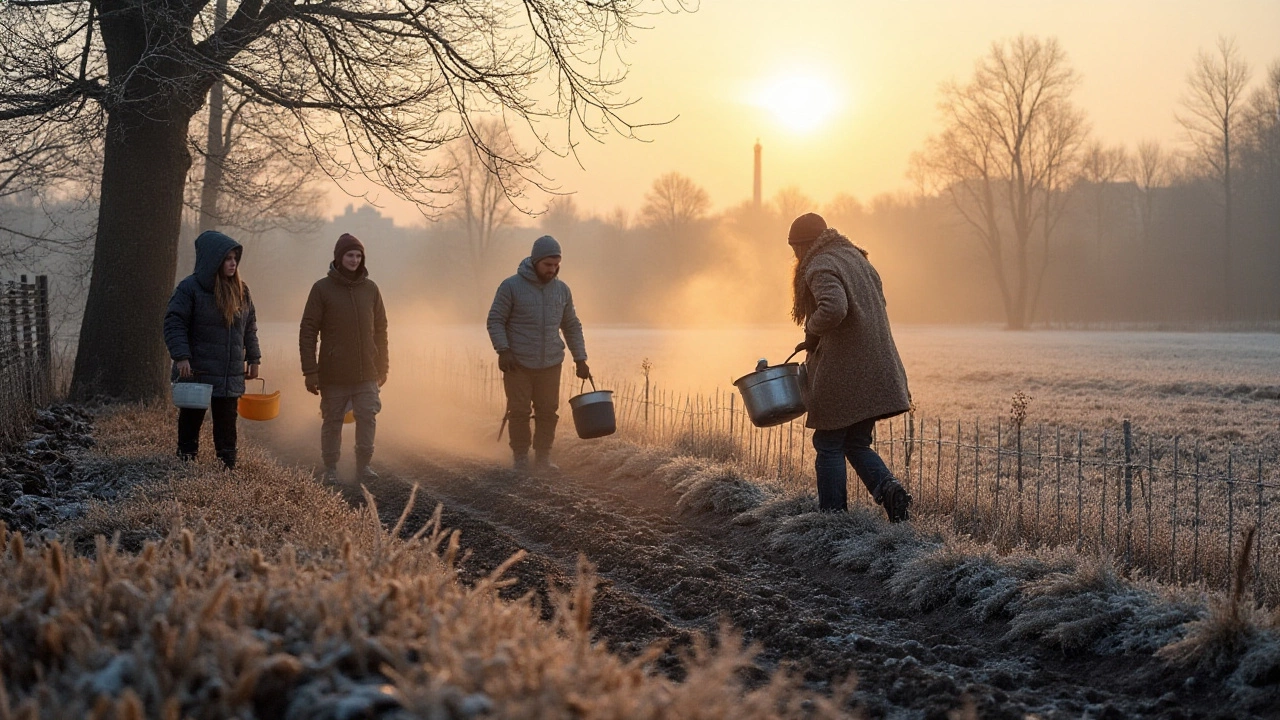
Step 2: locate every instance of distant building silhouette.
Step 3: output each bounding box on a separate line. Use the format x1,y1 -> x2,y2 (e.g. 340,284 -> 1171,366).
753,139 -> 762,209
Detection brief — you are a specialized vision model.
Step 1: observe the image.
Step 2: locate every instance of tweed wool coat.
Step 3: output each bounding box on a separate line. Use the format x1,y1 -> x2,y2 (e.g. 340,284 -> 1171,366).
793,229 -> 910,430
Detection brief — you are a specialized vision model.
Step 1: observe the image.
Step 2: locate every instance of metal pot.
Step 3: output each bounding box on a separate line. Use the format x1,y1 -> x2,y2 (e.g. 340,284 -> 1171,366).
568,377 -> 616,439
734,361 -> 806,428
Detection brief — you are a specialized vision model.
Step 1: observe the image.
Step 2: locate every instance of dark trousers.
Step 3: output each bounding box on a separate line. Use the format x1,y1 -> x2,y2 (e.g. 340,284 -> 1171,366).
503,363 -> 561,456
319,381 -> 381,467
177,397 -> 239,468
811,418 -> 896,511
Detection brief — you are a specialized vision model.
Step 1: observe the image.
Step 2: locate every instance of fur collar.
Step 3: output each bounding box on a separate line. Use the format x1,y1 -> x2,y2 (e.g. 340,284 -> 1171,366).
791,229 -> 868,325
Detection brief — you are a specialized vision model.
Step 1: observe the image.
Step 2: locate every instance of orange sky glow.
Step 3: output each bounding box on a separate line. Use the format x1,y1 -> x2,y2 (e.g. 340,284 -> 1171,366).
341,0 -> 1280,225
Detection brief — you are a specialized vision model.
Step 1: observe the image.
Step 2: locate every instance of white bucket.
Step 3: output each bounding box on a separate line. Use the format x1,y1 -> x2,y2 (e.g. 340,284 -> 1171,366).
172,382 -> 213,409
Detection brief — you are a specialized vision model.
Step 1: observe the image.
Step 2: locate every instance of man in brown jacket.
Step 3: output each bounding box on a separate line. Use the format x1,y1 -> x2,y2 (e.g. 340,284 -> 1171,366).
789,213 -> 913,521
300,233 -> 389,483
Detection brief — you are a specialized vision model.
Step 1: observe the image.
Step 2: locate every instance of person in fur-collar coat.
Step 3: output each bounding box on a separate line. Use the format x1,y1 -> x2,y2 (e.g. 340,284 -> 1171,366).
789,212 -> 912,521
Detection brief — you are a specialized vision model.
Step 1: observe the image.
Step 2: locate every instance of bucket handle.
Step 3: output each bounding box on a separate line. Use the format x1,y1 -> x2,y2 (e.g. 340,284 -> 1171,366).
782,347 -> 802,365
249,377 -> 267,394
579,375 -> 597,394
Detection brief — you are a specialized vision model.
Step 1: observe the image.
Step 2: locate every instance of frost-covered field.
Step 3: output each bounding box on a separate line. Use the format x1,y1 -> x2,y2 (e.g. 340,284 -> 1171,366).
261,323 -> 1280,450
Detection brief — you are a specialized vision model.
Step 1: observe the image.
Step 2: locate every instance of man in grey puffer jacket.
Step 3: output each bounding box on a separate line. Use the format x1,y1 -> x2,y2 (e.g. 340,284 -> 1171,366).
487,235 -> 589,473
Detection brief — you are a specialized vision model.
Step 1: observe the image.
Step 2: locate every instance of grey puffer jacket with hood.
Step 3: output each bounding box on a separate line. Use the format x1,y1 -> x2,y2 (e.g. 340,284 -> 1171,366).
164,230 -> 260,397
486,257 -> 587,371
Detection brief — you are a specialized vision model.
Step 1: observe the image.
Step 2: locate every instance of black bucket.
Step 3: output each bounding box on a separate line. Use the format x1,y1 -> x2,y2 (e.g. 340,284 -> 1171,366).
568,378 -> 616,439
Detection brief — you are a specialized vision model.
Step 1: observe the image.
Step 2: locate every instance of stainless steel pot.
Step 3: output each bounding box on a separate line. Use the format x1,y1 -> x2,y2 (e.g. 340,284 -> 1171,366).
734,362 -> 806,428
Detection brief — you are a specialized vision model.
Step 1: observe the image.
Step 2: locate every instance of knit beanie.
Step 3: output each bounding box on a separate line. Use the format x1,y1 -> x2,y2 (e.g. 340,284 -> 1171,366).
787,213 -> 827,245
334,233 -> 365,268
531,235 -> 562,263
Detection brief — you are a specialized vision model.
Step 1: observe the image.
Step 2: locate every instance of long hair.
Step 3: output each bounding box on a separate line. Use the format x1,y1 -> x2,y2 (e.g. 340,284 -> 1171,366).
214,268 -> 245,327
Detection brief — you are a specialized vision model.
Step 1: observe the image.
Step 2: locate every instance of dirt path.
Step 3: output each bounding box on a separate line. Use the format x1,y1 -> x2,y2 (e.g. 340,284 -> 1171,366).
255,426 -> 1235,720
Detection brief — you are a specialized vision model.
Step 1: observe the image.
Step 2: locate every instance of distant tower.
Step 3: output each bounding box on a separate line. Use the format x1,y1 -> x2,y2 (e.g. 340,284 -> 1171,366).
753,139 -> 762,209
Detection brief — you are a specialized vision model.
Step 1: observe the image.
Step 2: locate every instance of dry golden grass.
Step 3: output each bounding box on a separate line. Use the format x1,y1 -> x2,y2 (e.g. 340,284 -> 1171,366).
1,403 -> 853,718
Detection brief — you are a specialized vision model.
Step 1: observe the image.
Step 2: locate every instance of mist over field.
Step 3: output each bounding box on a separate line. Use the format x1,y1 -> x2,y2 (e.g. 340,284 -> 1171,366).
4,1 -> 1280,717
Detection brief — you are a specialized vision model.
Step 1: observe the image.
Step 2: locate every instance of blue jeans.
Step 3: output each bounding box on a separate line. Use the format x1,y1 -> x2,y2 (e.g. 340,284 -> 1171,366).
812,418 -> 896,511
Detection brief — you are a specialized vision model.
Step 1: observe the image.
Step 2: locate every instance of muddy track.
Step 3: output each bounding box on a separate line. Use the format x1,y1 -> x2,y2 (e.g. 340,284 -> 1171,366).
257,429 -> 1235,720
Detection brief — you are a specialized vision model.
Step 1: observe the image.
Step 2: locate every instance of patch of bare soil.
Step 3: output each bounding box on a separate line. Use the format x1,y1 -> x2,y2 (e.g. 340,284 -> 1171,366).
256,427 -> 1248,720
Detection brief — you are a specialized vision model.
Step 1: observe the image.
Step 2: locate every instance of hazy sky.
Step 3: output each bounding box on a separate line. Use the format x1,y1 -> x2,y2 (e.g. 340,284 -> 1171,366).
349,0 -> 1280,225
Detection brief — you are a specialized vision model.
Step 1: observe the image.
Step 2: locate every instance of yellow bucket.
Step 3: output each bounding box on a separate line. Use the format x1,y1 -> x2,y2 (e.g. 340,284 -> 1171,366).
238,378 -> 281,421
318,401 -> 356,424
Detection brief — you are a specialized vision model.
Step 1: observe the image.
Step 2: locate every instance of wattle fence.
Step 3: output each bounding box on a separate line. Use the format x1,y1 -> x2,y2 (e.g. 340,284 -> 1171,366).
422,351 -> 1279,604
1,275 -> 52,448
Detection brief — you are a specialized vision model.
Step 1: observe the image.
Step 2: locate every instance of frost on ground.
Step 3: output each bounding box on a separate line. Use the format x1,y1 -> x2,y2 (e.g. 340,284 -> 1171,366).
561,437 -> 1280,716
1,404 -> 850,719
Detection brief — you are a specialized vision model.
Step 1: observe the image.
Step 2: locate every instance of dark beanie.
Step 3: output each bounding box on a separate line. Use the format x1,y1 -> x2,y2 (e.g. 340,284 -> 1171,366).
531,235 -> 562,263
334,233 -> 365,265
788,213 -> 827,245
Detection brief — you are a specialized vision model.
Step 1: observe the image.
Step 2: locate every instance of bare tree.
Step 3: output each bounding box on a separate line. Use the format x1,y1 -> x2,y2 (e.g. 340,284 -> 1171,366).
1080,141 -> 1129,261
639,172 -> 710,230
911,35 -> 1087,329
772,186 -> 815,224
445,118 -> 526,284
1177,36 -> 1252,318
0,0 -> 666,401
187,83 -> 325,235
1129,140 -> 1169,244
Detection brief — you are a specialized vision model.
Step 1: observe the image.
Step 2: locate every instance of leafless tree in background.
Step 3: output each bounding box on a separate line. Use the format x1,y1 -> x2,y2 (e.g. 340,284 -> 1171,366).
911,35 -> 1087,330
444,118 -> 528,304
0,0 -> 668,401
1129,141 -> 1170,245
639,172 -> 710,230
187,82 -> 326,236
1080,141 -> 1129,262
1178,36 -> 1252,318
772,186 -> 815,224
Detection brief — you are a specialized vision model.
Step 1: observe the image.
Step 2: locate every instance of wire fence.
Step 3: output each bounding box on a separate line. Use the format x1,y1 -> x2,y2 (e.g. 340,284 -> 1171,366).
414,350 -> 1279,604
1,275 -> 52,448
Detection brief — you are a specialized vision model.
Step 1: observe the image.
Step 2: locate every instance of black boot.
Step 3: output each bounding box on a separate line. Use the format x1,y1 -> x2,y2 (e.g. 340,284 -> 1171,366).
878,480 -> 912,523
218,451 -> 237,471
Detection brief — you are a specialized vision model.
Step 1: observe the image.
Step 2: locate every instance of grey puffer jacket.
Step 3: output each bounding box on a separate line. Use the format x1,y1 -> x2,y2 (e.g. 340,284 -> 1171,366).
487,257 -> 587,371
163,230 -> 260,398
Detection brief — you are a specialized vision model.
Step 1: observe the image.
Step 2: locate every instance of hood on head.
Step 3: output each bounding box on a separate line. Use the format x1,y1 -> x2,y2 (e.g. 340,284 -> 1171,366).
193,230 -> 242,290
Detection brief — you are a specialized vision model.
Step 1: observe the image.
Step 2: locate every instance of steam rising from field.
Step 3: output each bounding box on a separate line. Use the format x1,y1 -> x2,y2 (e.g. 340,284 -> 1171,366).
248,321 -> 1280,472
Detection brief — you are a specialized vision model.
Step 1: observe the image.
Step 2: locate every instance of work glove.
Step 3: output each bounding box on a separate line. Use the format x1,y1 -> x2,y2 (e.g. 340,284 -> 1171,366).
575,359 -> 591,380
304,374 -> 320,395
794,332 -> 821,354
497,349 -> 518,373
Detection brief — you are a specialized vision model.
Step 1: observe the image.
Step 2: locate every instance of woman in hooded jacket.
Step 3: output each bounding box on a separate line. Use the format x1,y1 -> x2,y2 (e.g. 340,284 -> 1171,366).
164,230 -> 261,469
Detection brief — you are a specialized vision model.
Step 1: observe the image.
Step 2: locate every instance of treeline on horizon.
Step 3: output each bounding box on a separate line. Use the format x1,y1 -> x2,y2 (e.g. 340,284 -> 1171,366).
4,44 -> 1278,333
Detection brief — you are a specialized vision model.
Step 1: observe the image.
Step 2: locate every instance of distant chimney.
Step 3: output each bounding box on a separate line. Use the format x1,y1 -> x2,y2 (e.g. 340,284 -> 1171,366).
753,139 -> 762,209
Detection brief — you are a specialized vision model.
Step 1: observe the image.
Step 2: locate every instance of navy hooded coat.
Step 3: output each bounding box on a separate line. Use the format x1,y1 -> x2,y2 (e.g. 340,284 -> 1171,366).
163,230 -> 261,397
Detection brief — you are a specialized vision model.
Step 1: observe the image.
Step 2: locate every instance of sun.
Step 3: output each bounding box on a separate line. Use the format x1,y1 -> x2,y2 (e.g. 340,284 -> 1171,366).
751,70 -> 843,134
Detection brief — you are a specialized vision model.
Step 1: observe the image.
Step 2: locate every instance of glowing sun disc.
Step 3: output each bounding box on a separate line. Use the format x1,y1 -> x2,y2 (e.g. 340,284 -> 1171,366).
752,71 -> 842,134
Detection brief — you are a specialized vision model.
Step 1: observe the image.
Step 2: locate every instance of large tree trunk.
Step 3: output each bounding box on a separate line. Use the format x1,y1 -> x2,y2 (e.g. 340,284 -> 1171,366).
71,112 -> 193,401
